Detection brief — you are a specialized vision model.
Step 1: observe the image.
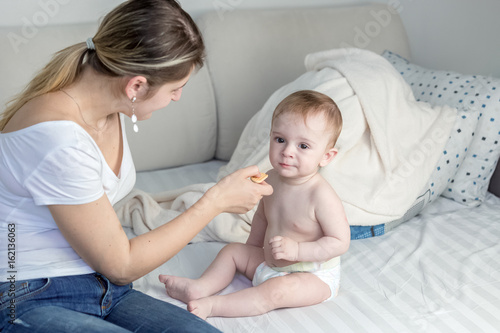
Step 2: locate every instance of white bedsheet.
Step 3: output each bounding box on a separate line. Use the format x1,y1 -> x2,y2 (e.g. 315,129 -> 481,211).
130,160 -> 500,333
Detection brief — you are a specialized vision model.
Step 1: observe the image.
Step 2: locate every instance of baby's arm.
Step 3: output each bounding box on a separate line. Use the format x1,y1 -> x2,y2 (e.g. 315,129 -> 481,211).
246,200 -> 268,247
270,186 -> 350,262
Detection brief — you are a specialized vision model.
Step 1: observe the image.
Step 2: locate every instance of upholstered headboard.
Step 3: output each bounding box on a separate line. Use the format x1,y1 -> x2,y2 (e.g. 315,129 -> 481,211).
196,4 -> 411,161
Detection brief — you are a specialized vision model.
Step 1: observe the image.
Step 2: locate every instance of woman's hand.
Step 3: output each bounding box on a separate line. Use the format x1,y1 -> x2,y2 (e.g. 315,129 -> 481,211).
206,165 -> 273,215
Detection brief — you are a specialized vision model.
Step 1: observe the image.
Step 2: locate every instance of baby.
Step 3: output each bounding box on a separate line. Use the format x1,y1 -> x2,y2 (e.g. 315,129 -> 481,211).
159,90 -> 350,319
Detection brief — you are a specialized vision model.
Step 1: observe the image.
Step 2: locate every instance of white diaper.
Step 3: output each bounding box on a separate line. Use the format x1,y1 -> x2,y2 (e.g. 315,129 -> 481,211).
251,260 -> 341,301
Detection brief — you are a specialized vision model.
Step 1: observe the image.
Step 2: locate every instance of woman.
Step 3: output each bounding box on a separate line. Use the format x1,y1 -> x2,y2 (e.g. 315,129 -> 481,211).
0,1 -> 272,332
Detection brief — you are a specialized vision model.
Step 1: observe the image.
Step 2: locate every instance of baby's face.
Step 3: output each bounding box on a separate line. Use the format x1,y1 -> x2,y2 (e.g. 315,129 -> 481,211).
269,112 -> 333,180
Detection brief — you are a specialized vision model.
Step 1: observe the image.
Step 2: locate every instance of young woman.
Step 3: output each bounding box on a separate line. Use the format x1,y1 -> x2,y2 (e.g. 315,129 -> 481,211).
0,1 -> 272,332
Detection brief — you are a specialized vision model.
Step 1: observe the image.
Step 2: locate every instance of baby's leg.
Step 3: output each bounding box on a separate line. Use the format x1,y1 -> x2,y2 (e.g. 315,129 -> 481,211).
159,243 -> 264,304
189,272 -> 331,319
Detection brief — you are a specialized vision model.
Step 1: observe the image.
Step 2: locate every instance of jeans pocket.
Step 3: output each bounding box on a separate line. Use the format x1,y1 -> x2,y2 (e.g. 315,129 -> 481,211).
0,278 -> 51,311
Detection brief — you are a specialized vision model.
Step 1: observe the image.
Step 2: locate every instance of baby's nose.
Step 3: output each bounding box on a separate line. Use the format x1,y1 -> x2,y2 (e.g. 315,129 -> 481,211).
281,145 -> 294,157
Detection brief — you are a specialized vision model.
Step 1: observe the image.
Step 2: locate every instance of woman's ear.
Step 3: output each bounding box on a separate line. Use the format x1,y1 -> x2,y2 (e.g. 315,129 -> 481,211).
319,147 -> 338,167
125,76 -> 148,100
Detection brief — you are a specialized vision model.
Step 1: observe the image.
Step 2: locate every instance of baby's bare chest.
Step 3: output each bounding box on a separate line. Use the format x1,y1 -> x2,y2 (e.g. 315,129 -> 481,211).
264,189 -> 320,235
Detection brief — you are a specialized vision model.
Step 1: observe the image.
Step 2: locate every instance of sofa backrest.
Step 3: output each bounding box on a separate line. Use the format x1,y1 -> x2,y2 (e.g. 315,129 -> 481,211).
197,3 -> 411,161
0,3 -> 410,172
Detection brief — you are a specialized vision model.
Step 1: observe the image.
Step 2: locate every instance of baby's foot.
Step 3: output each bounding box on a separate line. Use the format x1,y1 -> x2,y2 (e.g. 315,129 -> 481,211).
188,298 -> 214,320
158,274 -> 205,304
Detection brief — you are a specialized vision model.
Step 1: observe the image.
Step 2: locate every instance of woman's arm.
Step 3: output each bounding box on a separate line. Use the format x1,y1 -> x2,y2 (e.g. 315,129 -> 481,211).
49,165 -> 272,285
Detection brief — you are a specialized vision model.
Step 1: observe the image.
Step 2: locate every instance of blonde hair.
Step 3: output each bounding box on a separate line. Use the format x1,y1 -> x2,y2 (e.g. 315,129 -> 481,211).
0,0 -> 205,130
271,90 -> 343,148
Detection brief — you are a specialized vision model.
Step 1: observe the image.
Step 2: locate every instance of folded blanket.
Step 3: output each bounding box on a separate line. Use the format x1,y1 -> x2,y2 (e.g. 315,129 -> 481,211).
115,184 -> 253,243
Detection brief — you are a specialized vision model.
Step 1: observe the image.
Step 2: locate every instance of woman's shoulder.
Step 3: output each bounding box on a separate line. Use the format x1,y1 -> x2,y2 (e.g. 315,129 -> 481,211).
1,92 -> 78,134
1,91 -> 96,147
1,120 -> 103,188
1,119 -> 90,146
1,119 -> 99,168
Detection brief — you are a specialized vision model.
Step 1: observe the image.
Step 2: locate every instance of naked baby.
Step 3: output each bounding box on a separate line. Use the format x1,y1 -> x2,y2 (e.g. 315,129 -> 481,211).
159,90 -> 350,319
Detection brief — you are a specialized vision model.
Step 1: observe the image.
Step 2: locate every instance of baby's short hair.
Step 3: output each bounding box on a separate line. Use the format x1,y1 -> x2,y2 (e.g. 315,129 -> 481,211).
271,90 -> 343,148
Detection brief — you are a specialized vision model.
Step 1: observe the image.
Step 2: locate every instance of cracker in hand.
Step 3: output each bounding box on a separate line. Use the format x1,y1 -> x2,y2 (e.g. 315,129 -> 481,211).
251,173 -> 268,183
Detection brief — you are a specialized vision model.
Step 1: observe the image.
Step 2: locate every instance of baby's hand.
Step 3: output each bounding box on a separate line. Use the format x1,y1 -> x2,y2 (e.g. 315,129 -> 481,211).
269,236 -> 299,261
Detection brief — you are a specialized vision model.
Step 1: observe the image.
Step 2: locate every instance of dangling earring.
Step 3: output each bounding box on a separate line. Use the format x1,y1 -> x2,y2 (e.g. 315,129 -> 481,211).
131,96 -> 138,133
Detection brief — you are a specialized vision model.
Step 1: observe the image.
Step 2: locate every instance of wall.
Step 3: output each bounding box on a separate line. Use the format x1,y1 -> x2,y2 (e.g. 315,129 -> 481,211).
0,0 -> 498,77
392,0 -> 500,77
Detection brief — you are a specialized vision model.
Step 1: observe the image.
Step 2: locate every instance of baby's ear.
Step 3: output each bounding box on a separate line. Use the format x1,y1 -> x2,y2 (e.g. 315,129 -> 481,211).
319,147 -> 338,167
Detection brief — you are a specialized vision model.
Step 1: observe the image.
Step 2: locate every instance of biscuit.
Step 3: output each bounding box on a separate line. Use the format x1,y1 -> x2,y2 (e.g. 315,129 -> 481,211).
251,173 -> 268,183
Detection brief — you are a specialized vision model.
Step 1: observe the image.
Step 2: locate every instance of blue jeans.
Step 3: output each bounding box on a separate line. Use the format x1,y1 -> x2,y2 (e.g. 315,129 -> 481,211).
0,273 -> 220,332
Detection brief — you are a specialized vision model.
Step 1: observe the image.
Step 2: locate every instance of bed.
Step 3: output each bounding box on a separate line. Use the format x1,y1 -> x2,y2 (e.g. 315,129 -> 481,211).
124,6 -> 500,332
1,3 -> 499,333
130,160 -> 500,333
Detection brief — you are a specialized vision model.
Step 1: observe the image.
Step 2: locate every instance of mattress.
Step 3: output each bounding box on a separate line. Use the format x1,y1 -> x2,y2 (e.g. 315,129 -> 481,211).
131,160 -> 500,333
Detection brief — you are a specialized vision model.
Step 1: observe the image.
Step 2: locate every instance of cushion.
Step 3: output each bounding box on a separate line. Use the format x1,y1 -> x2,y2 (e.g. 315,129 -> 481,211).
382,50 -> 500,206
426,109 -> 480,200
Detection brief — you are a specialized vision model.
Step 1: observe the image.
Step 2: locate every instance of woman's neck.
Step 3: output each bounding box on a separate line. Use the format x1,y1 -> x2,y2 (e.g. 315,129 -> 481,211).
62,67 -> 128,128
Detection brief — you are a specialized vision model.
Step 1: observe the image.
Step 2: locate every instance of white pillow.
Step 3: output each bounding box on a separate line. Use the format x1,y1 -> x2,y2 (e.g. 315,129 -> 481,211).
382,50 -> 500,206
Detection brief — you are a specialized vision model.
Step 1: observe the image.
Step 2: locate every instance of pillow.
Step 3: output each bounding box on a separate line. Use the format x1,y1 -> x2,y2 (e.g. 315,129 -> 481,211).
424,108 -> 479,202
382,50 -> 500,206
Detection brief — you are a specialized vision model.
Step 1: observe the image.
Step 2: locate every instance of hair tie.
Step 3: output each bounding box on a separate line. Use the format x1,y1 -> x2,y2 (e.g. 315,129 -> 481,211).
86,37 -> 95,51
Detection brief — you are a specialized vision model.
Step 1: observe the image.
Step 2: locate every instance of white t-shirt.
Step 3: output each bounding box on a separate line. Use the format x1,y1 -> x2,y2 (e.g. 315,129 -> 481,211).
0,117 -> 135,280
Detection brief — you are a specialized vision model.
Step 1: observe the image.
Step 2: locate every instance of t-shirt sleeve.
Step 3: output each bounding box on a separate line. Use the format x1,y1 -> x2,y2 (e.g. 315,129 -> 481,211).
25,142 -> 105,206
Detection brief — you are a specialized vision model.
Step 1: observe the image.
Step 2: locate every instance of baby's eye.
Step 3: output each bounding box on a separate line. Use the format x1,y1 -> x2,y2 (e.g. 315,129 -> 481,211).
275,137 -> 285,143
299,143 -> 309,149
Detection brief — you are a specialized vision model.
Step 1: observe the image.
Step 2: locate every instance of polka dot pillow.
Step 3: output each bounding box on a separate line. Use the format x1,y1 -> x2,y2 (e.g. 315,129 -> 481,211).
383,50 -> 500,206
422,108 -> 479,203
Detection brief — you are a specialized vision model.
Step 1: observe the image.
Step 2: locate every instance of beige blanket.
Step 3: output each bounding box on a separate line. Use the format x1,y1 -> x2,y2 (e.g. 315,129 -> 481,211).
115,184 -> 253,243
218,48 -> 457,226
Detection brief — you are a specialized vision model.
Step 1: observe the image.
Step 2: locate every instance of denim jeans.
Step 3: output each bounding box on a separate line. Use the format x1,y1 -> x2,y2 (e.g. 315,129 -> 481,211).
0,273 -> 220,332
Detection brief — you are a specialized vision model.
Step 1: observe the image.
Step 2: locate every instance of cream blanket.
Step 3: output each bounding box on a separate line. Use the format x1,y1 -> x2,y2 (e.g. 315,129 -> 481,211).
115,184 -> 253,243
218,48 -> 456,226
116,48 -> 456,243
